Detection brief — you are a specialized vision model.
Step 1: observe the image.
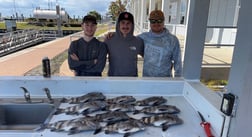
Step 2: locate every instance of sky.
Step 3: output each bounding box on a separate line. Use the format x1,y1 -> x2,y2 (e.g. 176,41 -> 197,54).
0,0 -> 115,18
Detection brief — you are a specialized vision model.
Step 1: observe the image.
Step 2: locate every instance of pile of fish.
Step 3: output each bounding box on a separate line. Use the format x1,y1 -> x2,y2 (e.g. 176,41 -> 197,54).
40,92 -> 183,137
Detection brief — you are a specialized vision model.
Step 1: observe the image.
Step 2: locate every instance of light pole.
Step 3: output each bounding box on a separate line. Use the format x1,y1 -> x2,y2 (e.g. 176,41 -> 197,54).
56,4 -> 62,37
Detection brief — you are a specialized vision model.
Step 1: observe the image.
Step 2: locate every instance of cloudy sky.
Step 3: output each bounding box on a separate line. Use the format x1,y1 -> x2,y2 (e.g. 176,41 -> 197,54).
0,0 -> 114,18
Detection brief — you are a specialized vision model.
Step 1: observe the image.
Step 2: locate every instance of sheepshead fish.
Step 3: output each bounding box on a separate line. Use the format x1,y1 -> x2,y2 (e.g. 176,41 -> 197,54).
94,118 -> 146,137
41,117 -> 101,135
106,95 -> 136,104
54,100 -> 107,115
141,113 -> 183,131
93,111 -> 130,125
61,92 -> 106,104
135,96 -> 167,106
133,105 -> 180,115
106,103 -> 136,112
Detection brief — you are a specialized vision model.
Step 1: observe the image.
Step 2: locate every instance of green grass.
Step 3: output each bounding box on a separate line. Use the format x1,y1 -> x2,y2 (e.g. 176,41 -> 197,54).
0,22 -> 5,28
201,79 -> 228,91
0,22 -> 82,30
0,22 -> 114,33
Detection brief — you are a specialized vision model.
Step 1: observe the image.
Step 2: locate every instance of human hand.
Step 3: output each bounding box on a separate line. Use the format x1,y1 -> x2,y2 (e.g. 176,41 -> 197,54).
104,32 -> 115,40
71,69 -> 78,76
70,53 -> 79,61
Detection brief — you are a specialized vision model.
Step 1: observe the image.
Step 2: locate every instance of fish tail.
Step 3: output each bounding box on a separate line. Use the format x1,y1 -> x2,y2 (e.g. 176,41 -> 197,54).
93,127 -> 102,135
162,123 -> 169,131
34,123 -> 47,131
60,97 -> 68,103
177,117 -> 183,124
54,108 -> 64,115
68,127 -> 80,135
124,133 -> 131,137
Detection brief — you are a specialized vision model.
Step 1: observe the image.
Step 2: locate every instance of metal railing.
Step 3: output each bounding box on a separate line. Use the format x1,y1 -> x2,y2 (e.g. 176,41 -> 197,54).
0,29 -> 58,57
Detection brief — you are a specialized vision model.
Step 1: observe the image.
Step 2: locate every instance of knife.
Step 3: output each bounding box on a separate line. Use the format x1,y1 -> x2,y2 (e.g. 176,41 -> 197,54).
198,111 -> 214,137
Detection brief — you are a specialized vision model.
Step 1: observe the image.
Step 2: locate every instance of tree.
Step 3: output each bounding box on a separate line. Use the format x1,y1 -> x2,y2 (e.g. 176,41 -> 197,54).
87,10 -> 102,21
108,0 -> 127,21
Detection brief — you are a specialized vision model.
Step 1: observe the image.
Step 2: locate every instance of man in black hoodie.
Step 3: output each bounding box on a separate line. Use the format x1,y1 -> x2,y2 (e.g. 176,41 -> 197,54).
105,12 -> 144,76
68,15 -> 107,76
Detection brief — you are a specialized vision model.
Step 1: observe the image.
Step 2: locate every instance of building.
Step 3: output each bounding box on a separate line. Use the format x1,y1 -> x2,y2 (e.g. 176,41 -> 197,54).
127,0 -> 239,46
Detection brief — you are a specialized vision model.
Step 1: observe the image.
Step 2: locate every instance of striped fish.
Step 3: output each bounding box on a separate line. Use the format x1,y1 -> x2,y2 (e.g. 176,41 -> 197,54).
141,113 -> 183,131
133,105 -> 180,115
41,117 -> 101,135
106,103 -> 136,112
94,118 -> 146,137
54,100 -> 107,115
135,96 -> 167,106
61,92 -> 106,104
106,95 -> 136,104
93,111 -> 130,125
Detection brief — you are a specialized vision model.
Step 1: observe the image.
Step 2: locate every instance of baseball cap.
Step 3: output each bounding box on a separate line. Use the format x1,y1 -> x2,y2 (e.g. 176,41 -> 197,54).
82,15 -> 97,24
118,12 -> 134,23
149,10 -> 165,20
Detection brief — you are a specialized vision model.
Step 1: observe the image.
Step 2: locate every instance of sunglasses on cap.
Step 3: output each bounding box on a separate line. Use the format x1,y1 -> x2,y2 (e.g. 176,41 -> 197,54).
149,19 -> 164,24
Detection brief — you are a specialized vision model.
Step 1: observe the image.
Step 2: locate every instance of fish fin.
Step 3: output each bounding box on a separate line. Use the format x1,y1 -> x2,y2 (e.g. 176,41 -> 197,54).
153,101 -> 162,106
54,108 -> 63,115
101,107 -> 107,111
93,127 -> 102,135
51,128 -> 62,132
162,123 -> 169,131
106,121 -> 116,126
65,111 -> 77,115
105,130 -> 111,134
68,127 -> 80,135
50,128 -> 57,132
124,133 -> 131,137
133,110 -> 140,115
81,109 -> 89,115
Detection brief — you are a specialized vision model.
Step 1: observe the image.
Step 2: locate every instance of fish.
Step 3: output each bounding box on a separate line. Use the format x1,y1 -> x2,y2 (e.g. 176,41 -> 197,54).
54,100 -> 107,115
135,96 -> 167,106
41,117 -> 102,135
133,105 -> 180,115
93,111 -> 130,125
94,118 -> 146,137
106,103 -> 136,112
141,113 -> 183,131
106,95 -> 136,104
60,92 -> 106,104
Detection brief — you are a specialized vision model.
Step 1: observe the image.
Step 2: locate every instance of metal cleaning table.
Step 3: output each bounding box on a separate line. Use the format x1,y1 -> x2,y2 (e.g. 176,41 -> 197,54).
0,76 -> 228,137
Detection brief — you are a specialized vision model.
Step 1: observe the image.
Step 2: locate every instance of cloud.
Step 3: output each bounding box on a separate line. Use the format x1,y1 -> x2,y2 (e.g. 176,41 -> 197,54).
0,0 -> 114,18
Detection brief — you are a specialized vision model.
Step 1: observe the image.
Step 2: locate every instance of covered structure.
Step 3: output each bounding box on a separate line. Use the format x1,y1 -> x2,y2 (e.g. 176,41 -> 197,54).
127,0 -> 238,46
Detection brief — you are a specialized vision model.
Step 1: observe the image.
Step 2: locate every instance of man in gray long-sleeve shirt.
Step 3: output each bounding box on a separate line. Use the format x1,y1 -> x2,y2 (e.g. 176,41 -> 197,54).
68,15 -> 107,76
105,12 -> 144,76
